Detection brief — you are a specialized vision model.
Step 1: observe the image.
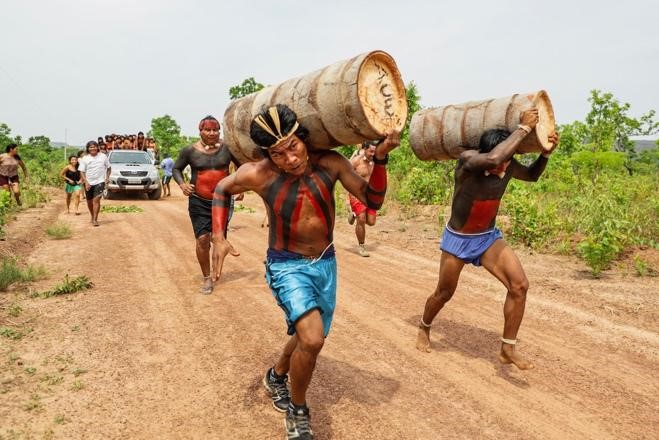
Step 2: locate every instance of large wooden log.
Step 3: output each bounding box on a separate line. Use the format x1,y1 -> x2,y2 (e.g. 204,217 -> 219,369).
410,91 -> 556,161
223,51 -> 407,163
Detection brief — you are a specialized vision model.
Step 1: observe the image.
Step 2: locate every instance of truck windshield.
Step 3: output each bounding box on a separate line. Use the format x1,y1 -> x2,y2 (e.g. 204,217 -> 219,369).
109,152 -> 152,164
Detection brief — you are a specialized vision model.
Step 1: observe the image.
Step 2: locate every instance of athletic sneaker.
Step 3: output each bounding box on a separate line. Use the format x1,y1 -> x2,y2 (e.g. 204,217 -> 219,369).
347,211 -> 356,225
263,367 -> 290,413
358,244 -> 370,257
285,405 -> 314,439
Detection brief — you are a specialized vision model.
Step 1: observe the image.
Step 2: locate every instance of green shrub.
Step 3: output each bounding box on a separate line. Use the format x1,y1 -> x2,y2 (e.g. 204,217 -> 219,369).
40,274 -> 93,298
45,221 -> 72,239
0,259 -> 24,291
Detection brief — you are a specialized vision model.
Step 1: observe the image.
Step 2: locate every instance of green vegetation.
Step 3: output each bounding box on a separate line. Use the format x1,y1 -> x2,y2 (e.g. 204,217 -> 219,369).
0,258 -> 48,291
39,274 -> 93,298
45,221 -> 72,239
100,204 -> 143,213
0,326 -> 23,340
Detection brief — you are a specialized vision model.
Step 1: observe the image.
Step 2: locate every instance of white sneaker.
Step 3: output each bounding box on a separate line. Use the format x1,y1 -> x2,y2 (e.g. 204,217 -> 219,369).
358,244 -> 370,257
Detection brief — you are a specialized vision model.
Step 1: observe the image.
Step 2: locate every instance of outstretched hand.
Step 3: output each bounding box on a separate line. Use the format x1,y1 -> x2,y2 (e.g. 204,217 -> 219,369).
211,238 -> 240,282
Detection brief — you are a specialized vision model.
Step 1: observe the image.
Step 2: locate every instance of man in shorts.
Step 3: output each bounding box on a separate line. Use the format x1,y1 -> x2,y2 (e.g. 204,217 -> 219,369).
347,141 -> 378,257
160,153 -> 174,197
211,104 -> 400,439
172,115 -> 241,295
79,140 -> 111,226
415,109 -> 559,370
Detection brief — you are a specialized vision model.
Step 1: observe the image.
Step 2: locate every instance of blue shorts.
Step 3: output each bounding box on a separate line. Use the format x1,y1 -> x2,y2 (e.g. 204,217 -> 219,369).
265,248 -> 337,337
440,227 -> 503,266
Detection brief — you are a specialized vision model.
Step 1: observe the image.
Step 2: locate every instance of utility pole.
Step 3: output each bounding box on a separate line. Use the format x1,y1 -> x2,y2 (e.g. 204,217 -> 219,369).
64,128 -> 68,161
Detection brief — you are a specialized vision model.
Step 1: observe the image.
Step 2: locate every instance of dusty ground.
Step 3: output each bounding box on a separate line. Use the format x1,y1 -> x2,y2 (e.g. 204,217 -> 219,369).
1,187 -> 657,439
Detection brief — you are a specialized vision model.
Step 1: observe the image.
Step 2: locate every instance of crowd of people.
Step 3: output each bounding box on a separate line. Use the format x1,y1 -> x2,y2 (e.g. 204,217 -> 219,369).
92,132 -> 159,158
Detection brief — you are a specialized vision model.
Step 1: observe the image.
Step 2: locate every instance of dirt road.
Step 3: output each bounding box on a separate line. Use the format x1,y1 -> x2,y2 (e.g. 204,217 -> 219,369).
1,188 -> 657,439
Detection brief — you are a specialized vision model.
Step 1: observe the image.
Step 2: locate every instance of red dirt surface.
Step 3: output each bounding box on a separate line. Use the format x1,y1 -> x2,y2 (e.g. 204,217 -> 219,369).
1,188 -> 657,439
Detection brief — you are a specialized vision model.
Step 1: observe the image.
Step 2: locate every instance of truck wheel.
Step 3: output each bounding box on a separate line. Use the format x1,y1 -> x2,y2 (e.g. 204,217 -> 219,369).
148,184 -> 162,200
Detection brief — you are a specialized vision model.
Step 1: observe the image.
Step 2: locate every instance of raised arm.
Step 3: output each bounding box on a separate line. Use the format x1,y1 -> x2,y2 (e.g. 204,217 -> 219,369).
510,132 -> 560,181
338,130 -> 400,210
462,109 -> 539,172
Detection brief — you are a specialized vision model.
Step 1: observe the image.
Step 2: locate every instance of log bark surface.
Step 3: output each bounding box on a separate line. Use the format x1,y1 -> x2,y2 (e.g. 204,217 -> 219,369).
223,51 -> 407,163
410,91 -> 556,161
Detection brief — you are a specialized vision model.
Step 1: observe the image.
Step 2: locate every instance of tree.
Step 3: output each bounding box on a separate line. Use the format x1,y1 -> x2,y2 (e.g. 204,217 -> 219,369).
229,77 -> 265,100
558,90 -> 658,174
584,90 -> 658,154
0,123 -> 16,148
27,135 -> 52,151
149,115 -> 186,159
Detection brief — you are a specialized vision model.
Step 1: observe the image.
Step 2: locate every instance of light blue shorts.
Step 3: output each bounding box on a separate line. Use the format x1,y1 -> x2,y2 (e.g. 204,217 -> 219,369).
440,227 -> 503,266
265,249 -> 337,337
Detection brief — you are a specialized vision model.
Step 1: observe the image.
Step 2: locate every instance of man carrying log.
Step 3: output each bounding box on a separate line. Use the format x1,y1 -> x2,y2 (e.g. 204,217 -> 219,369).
347,141 -> 379,257
211,104 -> 399,440
415,109 -> 559,370
172,115 -> 242,295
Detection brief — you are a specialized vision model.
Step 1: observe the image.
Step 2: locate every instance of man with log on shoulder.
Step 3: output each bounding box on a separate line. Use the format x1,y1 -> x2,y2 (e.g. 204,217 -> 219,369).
415,108 -> 559,370
211,104 -> 400,440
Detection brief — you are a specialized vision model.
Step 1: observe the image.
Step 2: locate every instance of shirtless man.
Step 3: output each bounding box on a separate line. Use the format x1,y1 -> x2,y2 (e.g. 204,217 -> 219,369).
172,115 -> 241,295
347,141 -> 378,257
415,109 -> 559,370
211,104 -> 399,440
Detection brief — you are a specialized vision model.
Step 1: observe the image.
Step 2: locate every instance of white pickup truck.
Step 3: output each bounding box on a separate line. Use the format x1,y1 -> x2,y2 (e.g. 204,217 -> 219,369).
105,150 -> 162,200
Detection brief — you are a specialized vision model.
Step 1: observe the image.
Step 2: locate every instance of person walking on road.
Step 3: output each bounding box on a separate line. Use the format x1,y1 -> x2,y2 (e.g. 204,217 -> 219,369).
60,155 -> 83,215
79,140 -> 111,227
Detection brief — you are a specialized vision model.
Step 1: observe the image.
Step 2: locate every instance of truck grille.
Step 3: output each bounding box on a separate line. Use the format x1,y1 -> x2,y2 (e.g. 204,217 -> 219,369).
120,171 -> 148,177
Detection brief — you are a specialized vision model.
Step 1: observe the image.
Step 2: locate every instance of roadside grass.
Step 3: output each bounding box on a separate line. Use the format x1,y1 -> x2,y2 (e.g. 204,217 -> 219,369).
101,205 -> 143,213
45,221 -> 72,239
36,274 -> 93,298
0,258 -> 48,291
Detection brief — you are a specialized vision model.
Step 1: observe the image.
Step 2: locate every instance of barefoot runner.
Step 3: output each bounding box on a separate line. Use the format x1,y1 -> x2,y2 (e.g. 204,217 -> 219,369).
346,141 -> 378,257
211,104 -> 399,440
172,115 -> 242,295
415,109 -> 559,370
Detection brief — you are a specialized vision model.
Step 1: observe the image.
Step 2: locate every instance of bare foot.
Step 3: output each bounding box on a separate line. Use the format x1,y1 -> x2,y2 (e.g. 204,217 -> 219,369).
92,220 -> 100,227
416,326 -> 431,353
498,344 -> 535,370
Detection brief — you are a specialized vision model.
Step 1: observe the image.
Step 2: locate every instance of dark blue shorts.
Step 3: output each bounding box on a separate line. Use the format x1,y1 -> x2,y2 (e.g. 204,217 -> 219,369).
440,227 -> 503,266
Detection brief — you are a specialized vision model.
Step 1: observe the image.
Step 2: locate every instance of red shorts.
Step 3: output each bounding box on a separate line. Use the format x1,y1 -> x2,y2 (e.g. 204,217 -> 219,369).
349,195 -> 376,217
0,175 -> 18,186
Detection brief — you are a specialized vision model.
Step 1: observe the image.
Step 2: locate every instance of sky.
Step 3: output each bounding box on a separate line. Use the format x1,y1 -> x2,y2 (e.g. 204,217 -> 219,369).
1,0 -> 657,146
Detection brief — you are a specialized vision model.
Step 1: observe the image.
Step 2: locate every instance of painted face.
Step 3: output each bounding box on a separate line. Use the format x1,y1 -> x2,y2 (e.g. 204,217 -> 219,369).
199,121 -> 220,146
268,135 -> 308,176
